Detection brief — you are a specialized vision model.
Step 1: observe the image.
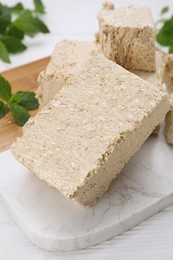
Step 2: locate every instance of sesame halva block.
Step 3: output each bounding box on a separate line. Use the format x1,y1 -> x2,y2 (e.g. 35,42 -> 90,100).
11,55 -> 170,207
97,2 -> 156,71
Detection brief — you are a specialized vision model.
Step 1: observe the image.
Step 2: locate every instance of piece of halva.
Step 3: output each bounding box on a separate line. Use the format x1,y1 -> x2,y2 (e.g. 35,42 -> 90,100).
130,48 -> 167,91
37,40 -> 162,107
11,55 -> 170,207
155,47 -> 167,85
97,2 -> 156,71
165,93 -> 173,145
163,54 -> 173,92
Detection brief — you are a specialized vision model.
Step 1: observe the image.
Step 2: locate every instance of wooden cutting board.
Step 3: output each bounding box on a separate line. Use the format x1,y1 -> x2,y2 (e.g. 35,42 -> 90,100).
0,57 -> 50,153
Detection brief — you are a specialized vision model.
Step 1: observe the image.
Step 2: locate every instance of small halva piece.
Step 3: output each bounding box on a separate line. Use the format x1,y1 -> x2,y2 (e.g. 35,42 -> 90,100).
163,54 -> 173,92
11,55 -> 170,207
165,93 -> 173,145
97,2 -> 156,71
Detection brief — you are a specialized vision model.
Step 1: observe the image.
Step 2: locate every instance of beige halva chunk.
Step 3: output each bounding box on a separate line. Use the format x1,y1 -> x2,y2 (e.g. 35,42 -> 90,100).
131,48 -> 167,91
11,55 -> 170,207
97,2 -> 156,71
37,40 -> 163,107
162,55 -> 173,145
165,93 -> 173,145
163,54 -> 173,92
155,47 -> 167,85
37,40 -> 100,107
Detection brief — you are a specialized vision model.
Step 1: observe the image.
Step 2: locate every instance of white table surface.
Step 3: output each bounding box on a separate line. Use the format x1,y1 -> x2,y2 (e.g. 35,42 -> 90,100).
1,0 -> 173,259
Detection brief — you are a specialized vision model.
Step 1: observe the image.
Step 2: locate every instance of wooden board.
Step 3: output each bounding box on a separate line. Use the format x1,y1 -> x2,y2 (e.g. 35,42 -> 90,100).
0,57 -> 50,153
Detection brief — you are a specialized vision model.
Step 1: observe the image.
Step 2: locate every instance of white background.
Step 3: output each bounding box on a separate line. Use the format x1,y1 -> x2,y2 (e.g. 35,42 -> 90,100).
1,0 -> 173,259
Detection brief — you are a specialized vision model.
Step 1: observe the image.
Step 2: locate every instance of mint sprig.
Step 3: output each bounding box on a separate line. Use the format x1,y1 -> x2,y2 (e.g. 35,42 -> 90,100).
14,10 -> 49,37
156,7 -> 173,53
0,75 -> 39,126
0,0 -> 49,63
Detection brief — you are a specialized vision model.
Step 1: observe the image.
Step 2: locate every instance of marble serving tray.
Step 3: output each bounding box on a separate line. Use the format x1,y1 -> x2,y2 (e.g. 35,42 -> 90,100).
0,127 -> 173,252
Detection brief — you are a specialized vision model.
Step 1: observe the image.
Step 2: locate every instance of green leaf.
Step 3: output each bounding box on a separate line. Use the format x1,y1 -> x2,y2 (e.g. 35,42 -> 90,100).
6,25 -> 24,40
0,75 -> 12,101
0,36 -> 27,53
161,6 -> 169,15
10,103 -> 30,126
14,10 -> 49,37
9,93 -> 20,104
10,91 -> 39,110
33,0 -> 45,14
10,2 -> 24,13
0,4 -> 11,34
0,40 -> 10,63
0,100 -> 7,119
169,45 -> 173,54
156,17 -> 173,46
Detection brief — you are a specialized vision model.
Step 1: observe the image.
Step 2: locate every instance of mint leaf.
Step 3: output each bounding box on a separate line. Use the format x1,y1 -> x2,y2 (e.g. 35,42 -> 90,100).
0,75 -> 39,126
9,93 -> 20,104
14,10 -> 49,37
0,36 -> 26,53
0,40 -> 10,63
0,2 -> 49,65
169,45 -> 173,53
34,0 -> 45,14
10,91 -> 39,110
156,17 -> 173,46
0,76 -> 12,101
0,100 -> 8,119
10,103 -> 30,126
6,25 -> 24,40
10,3 -> 24,13
161,6 -> 169,15
0,4 -> 11,34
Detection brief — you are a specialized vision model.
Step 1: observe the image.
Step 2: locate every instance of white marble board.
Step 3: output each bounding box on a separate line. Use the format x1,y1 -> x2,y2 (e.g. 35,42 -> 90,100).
0,126 -> 173,252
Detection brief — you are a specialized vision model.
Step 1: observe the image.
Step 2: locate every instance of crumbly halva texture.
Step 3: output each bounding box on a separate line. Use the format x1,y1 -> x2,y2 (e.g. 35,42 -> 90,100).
163,54 -> 173,92
36,40 -> 100,107
37,40 -> 163,107
162,54 -> 173,145
11,55 -> 170,207
165,93 -> 173,145
131,48 -> 167,91
97,2 -> 156,71
155,47 -> 167,85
